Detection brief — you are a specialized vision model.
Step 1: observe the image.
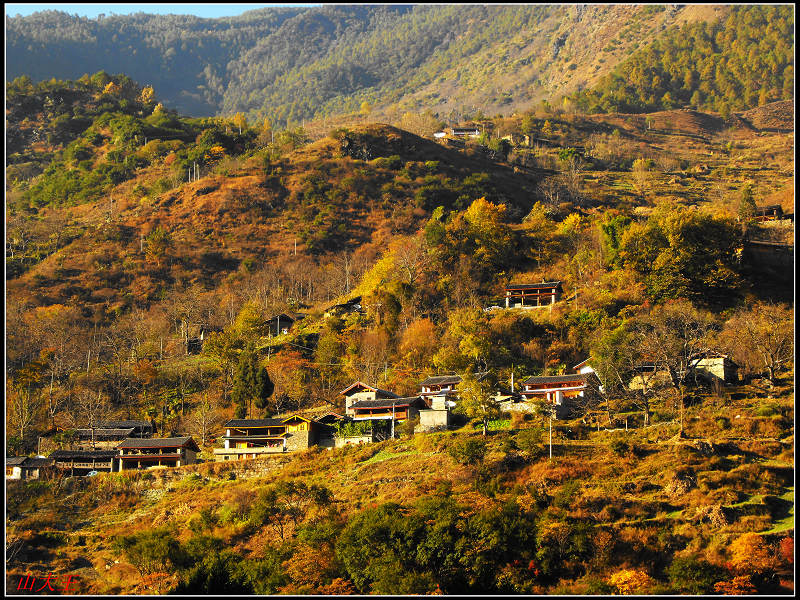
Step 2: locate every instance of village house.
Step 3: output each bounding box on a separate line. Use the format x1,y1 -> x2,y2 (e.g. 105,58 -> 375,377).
504,282 -> 563,309
340,381 -> 399,413
347,396 -> 427,423
572,358 -> 596,375
692,352 -> 738,384
6,456 -> 55,480
501,133 -> 530,146
50,449 -> 119,475
416,372 -> 492,430
433,126 -> 482,139
74,427 -> 136,450
117,436 -> 200,470
493,387 -> 527,413
419,374 -> 463,409
213,415 -> 328,461
519,372 -> 600,418
96,419 -> 155,438
266,312 -> 306,336
755,204 -> 784,222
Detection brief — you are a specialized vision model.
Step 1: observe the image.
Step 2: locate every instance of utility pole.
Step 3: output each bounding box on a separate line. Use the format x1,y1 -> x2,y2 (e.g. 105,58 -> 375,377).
391,402 -> 396,439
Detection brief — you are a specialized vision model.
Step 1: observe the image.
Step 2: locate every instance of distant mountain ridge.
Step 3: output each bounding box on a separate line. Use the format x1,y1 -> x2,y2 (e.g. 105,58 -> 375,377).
6,5 -> 791,126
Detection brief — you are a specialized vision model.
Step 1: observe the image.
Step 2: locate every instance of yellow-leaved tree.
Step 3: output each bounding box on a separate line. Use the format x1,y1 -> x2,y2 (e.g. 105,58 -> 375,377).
232,112 -> 248,135
103,81 -> 121,96
607,569 -> 653,594
139,85 -> 155,104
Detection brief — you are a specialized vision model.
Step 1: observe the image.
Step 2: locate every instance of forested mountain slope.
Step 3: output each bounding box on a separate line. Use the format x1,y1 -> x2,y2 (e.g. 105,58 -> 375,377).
9,5 -> 790,126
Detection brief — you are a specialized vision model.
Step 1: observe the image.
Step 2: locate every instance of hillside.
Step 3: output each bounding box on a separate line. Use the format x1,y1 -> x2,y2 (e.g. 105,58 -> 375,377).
8,5 -> 791,126
5,377 -> 795,594
5,58 -> 794,597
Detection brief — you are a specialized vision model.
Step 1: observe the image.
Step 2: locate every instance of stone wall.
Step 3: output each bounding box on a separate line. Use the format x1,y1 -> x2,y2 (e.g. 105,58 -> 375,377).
334,434 -> 374,447
285,430 -> 313,452
418,409 -> 450,431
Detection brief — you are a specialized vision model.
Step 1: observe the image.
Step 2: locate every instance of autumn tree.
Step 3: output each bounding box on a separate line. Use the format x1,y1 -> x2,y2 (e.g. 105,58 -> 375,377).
592,322 -> 661,426
607,569 -> 654,594
640,300 -> 715,435
729,532 -> 776,575
631,157 -> 653,200
618,205 -> 741,306
74,385 -> 112,450
139,85 -> 155,104
103,80 -> 122,96
145,226 -> 172,268
232,112 -> 248,135
399,110 -> 442,137
456,372 -> 500,436
189,393 -> 222,446
434,308 -> 493,373
268,350 -> 313,413
398,319 -> 438,372
718,302 -> 793,387
202,329 -> 242,403
7,360 -> 47,449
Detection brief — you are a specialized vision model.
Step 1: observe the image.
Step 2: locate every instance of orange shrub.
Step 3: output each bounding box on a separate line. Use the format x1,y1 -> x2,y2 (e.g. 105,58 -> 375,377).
713,575 -> 757,594
729,532 -> 774,574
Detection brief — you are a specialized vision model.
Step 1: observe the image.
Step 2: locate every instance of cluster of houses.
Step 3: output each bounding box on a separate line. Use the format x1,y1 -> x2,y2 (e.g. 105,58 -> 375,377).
6,364 -> 601,478
6,419 -> 200,480
7,278 -> 740,478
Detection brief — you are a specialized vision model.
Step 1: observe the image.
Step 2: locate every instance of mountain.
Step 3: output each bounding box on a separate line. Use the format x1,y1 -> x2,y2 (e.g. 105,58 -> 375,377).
8,5 -> 791,126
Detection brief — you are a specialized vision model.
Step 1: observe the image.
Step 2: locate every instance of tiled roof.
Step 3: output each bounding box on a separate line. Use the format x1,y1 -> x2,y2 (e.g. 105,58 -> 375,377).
522,373 -> 590,385
25,458 -> 55,467
7,456 -> 28,466
96,420 -> 153,429
504,282 -> 562,290
419,374 -> 462,387
117,436 -> 199,451
350,396 -> 425,410
339,381 -> 399,398
225,418 -> 285,428
50,450 -> 119,460
76,428 -> 135,439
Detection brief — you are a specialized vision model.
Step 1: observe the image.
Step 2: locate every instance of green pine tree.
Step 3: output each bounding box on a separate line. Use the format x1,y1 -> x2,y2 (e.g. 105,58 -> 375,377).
737,184 -> 757,222
231,343 -> 275,418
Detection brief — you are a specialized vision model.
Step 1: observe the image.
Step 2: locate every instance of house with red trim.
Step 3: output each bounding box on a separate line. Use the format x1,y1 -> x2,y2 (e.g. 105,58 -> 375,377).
519,372 -> 600,418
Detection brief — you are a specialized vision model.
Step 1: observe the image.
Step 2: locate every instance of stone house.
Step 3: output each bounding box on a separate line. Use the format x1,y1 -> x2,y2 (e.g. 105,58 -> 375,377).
6,456 -> 54,480
214,415 -> 327,461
